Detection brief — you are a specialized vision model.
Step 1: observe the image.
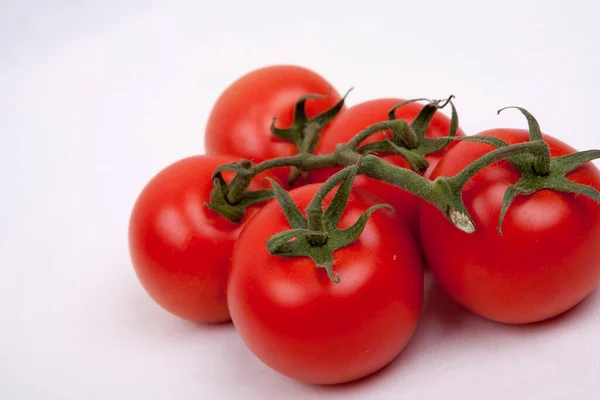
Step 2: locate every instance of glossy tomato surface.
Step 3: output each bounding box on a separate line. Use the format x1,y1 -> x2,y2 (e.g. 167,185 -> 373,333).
309,98 -> 464,235
128,155 -> 263,323
205,65 -> 343,183
228,184 -> 424,384
420,129 -> 600,324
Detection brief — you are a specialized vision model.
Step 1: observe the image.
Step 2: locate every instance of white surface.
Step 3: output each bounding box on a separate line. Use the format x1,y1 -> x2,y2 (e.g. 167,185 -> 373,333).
1,0 -> 599,399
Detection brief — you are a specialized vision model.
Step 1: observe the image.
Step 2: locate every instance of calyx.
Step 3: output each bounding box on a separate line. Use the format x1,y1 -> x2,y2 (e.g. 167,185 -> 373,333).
204,160 -> 273,222
356,96 -> 460,173
495,107 -> 600,234
441,107 -> 600,234
265,165 -> 393,283
270,89 -> 350,185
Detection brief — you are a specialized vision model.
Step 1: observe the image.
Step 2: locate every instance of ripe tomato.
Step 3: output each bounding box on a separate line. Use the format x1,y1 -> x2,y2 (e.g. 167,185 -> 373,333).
419,129 -> 600,324
205,65 -> 344,184
128,155 -> 264,323
309,98 -> 464,235
228,184 -> 424,384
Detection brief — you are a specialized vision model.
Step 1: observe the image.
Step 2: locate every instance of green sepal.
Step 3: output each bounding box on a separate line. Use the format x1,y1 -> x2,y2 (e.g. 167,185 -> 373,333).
335,204 -> 394,247
270,89 -> 351,185
205,177 -> 275,223
497,106 -> 543,142
264,178 -> 307,229
265,165 -> 393,283
205,160 -> 274,223
489,107 -> 600,234
205,178 -> 244,222
551,150 -> 600,175
448,99 -> 459,138
387,98 -> 431,120
546,177 -> 600,202
266,228 -> 327,255
497,106 -> 551,175
270,93 -> 325,144
211,160 -> 252,181
495,148 -> 600,235
357,96 -> 459,171
410,103 -> 443,143
437,135 -> 509,149
388,96 -> 455,143
322,165 -> 358,230
497,184 -> 521,235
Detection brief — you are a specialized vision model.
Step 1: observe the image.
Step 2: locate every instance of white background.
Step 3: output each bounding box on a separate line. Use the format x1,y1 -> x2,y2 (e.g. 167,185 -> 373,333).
1,0 -> 599,399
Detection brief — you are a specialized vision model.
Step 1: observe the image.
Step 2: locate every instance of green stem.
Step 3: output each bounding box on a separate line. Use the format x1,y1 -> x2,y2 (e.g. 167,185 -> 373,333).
225,174 -> 253,204
358,141 -> 549,232
347,120 -> 412,150
226,117 -> 421,203
288,123 -> 322,184
220,139 -> 549,231
359,155 -> 435,198
252,153 -> 338,175
448,140 -> 550,189
225,153 -> 339,204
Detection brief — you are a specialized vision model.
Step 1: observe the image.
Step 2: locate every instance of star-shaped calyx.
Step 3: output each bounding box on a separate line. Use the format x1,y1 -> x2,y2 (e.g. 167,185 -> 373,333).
265,165 -> 393,283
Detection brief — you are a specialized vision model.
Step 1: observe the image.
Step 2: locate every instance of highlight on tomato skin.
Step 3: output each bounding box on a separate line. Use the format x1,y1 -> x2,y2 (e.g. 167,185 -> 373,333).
204,65 -> 345,186
128,155 -> 268,323
419,129 -> 600,324
227,183 -> 424,384
309,98 -> 465,237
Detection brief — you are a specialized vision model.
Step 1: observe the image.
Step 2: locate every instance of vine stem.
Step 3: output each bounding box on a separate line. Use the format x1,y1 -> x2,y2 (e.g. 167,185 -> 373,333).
212,97 -> 556,233
253,153 -> 338,176
347,120 -> 412,150
220,138 -> 548,233
356,140 -> 550,232
224,104 -> 431,204
225,153 -> 338,204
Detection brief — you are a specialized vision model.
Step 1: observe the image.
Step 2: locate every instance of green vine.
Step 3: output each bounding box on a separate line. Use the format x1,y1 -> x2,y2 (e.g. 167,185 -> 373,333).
205,94 -> 600,281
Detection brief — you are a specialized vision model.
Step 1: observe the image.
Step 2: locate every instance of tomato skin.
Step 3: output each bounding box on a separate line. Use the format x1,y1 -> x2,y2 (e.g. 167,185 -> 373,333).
419,129 -> 600,324
228,184 -> 424,384
309,98 -> 465,235
128,155 -> 263,323
205,65 -> 343,184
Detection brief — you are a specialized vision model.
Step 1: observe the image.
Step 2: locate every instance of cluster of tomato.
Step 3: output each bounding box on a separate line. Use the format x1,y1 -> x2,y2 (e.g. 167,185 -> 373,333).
129,65 -> 600,385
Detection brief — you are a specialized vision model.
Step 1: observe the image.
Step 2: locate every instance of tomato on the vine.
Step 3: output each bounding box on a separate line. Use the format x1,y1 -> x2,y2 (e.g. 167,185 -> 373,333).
128,155 -> 266,323
205,65 -> 343,184
227,183 -> 424,384
419,129 -> 600,324
309,98 -> 465,234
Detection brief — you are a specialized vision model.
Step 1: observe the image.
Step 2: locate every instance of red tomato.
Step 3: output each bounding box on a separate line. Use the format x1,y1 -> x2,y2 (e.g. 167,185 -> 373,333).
205,65 -> 343,184
309,98 -> 465,235
419,129 -> 600,324
128,155 -> 264,323
228,184 -> 424,384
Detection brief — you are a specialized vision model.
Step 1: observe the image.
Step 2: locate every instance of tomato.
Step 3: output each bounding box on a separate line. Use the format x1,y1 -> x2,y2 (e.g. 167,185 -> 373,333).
227,184 -> 424,384
309,98 -> 465,235
205,65 -> 344,184
128,155 -> 265,323
419,129 -> 600,324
